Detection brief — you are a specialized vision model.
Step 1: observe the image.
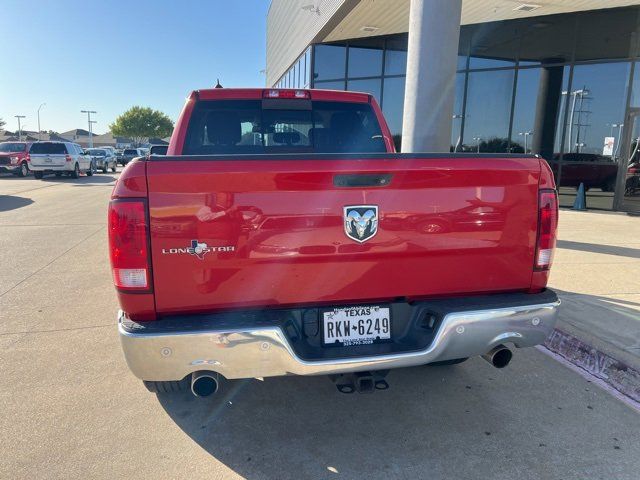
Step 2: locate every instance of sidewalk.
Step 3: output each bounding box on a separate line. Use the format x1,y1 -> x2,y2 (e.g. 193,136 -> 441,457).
546,209 -> 640,401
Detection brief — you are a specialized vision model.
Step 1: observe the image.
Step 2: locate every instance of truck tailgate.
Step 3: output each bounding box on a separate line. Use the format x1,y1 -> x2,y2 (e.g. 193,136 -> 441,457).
146,156 -> 541,314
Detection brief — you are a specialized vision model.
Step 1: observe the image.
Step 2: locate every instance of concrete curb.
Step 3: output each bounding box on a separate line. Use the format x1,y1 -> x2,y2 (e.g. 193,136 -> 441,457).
544,328 -> 640,404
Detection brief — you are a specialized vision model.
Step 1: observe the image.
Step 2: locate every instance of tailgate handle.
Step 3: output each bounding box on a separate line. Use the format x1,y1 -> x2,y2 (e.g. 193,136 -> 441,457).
333,174 -> 393,188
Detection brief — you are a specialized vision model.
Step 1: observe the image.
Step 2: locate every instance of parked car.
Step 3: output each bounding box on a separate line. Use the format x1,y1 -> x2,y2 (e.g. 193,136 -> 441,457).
29,141 -> 95,179
85,148 -> 117,173
0,141 -> 31,177
111,88 -> 559,397
549,153 -> 618,192
119,148 -> 145,165
149,145 -> 168,155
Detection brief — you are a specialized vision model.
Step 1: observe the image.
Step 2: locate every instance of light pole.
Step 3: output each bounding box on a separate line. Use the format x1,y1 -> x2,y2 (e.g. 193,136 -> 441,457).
89,120 -> 97,147
37,103 -> 46,141
614,123 -> 624,158
81,110 -> 97,148
565,88 -> 589,153
518,131 -> 533,153
473,136 -> 482,153
452,114 -> 464,152
15,115 -> 25,141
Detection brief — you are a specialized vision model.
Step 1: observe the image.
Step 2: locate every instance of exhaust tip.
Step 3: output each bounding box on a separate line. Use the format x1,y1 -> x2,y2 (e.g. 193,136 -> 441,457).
191,372 -> 219,397
482,345 -> 513,369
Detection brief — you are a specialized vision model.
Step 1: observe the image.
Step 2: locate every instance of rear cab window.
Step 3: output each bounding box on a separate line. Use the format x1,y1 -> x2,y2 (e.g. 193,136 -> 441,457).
29,143 -> 68,155
183,99 -> 386,155
0,143 -> 27,153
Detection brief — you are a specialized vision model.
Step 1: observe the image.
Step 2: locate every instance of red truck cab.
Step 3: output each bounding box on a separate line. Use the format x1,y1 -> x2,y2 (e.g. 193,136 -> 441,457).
0,141 -> 31,177
111,88 -> 559,396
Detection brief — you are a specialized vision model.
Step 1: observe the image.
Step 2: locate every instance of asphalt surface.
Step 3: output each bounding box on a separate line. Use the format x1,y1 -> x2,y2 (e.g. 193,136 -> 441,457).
1,171 -> 640,480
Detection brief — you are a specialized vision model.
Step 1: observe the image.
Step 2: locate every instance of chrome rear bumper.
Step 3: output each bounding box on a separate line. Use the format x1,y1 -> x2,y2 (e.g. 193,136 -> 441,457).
119,291 -> 560,381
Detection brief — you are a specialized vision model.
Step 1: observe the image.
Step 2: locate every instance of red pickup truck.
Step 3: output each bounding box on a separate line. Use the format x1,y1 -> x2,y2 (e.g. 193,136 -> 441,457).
111,88 -> 560,397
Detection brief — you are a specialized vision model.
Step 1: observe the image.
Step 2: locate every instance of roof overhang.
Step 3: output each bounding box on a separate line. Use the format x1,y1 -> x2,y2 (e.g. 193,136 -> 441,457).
322,0 -> 640,42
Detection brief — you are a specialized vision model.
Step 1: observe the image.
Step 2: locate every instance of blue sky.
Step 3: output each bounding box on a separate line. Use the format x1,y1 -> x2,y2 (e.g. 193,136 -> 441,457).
0,0 -> 269,134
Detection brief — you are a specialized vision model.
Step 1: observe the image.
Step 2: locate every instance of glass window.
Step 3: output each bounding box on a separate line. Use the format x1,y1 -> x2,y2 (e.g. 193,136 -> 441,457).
629,61 -> 640,107
347,78 -> 382,104
575,8 -> 640,61
348,46 -> 383,78
384,36 -> 407,76
384,49 -> 407,76
517,16 -> 577,66
314,44 -> 346,81
382,76 -> 406,150
557,62 -> 631,209
451,73 -> 465,152
468,22 -> 517,69
183,99 -> 385,155
463,69 -> 514,152
562,62 -> 630,157
511,68 -> 541,153
30,142 -> 67,154
0,142 -> 27,153
314,80 -> 345,91
457,28 -> 471,70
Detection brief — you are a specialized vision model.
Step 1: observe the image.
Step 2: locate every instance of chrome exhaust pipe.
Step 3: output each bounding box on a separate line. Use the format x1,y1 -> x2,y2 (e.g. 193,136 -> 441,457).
482,345 -> 513,369
191,371 -> 219,397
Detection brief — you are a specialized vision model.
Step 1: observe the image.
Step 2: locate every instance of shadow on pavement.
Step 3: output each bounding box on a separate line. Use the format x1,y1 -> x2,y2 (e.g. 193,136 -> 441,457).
156,365 -> 506,479
0,195 -> 34,212
39,174 -> 117,185
557,240 -> 640,259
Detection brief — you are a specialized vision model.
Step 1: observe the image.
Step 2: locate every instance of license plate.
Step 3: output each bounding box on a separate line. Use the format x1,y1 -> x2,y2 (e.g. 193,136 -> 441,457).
323,306 -> 391,346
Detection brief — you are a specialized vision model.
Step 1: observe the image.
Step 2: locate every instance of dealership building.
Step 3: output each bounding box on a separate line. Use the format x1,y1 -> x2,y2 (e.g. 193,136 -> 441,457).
266,0 -> 640,212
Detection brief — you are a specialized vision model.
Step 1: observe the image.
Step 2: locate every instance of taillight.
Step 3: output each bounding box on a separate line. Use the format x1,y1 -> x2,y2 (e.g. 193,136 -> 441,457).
263,89 -> 310,99
108,199 -> 151,291
535,190 -> 558,270
65,154 -> 72,162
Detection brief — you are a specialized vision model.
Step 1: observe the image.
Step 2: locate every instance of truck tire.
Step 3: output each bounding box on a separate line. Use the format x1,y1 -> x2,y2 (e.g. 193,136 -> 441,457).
19,162 -> 29,177
34,171 -> 44,179
71,163 -> 80,179
143,378 -> 190,394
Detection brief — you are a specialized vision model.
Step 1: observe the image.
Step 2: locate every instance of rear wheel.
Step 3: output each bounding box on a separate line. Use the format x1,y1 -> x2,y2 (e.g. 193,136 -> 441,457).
86,161 -> 95,177
33,171 -> 44,180
19,162 -> 29,177
71,163 -> 80,179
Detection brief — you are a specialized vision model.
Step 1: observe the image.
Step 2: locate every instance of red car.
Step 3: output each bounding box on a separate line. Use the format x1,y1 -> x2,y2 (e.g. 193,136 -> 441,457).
0,141 -> 31,177
110,88 -> 560,397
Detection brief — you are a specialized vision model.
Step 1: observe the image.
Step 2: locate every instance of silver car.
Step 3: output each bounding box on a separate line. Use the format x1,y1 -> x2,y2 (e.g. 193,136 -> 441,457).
85,148 -> 117,173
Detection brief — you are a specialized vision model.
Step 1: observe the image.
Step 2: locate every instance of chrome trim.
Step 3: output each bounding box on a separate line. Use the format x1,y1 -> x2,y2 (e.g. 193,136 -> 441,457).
119,300 -> 560,381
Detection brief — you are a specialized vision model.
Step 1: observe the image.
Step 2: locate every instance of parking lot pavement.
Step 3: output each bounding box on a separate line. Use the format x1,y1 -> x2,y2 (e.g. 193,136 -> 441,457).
1,175 -> 640,479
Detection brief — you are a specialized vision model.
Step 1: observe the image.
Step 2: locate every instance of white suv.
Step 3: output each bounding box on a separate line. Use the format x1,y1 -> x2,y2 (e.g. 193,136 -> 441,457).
29,142 -> 96,179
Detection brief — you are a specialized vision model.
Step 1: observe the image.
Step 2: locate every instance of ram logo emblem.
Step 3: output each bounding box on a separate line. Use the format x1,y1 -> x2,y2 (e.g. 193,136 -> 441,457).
344,206 -> 379,243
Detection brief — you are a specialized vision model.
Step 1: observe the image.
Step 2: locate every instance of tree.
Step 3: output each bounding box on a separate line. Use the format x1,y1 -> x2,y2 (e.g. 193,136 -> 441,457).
110,106 -> 174,146
0,117 -> 5,131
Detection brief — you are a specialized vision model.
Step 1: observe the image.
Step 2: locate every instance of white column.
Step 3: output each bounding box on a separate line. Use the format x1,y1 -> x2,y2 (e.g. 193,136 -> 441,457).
401,0 -> 462,153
